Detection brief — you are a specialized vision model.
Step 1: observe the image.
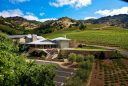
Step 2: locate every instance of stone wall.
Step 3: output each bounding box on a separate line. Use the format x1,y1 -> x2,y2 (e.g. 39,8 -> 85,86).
60,49 -> 117,59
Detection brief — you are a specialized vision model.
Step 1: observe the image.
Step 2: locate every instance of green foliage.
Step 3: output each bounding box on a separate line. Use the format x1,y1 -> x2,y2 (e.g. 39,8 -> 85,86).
79,22 -> 86,30
85,55 -> 95,62
19,45 -> 30,53
57,51 -> 64,59
85,14 -> 128,29
0,33 -> 18,52
75,69 -> 89,81
68,53 -> 76,62
29,50 -> 47,58
64,77 -> 82,86
111,52 -> 124,59
64,55 -> 94,86
79,61 -> 92,70
0,33 -> 55,86
44,26 -> 128,49
76,54 -> 84,63
0,24 -> 24,35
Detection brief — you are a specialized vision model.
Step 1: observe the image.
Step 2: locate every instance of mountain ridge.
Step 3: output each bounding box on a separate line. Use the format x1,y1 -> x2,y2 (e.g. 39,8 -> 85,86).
0,14 -> 128,35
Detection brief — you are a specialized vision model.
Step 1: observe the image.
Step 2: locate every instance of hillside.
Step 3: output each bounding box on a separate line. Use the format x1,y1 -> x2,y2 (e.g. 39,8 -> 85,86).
0,14 -> 128,35
43,25 -> 128,50
33,17 -> 86,35
6,16 -> 41,29
0,16 -> 86,35
0,16 -> 42,34
0,16 -> 27,34
84,14 -> 128,29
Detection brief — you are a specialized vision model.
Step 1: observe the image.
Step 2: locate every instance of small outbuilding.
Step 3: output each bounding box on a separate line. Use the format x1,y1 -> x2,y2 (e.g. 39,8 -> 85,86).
52,37 -> 71,48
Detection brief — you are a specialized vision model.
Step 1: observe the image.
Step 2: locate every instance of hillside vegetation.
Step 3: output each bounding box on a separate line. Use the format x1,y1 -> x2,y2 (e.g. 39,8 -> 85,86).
0,14 -> 128,35
84,14 -> 128,29
44,25 -> 128,50
0,15 -> 128,50
0,16 -> 33,34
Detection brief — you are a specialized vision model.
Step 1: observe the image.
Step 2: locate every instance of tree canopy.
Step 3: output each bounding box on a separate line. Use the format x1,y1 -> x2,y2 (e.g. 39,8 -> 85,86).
0,33 -> 56,86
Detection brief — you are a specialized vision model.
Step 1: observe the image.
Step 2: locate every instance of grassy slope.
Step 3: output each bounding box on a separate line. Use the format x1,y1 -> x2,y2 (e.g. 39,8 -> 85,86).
43,24 -> 128,49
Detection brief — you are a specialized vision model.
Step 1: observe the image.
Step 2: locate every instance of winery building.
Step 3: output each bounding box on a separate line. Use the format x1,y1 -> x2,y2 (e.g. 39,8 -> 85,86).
9,34 -> 71,49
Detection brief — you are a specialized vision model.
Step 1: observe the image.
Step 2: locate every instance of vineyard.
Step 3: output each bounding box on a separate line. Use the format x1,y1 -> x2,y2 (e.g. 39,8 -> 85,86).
90,59 -> 128,86
44,26 -> 128,50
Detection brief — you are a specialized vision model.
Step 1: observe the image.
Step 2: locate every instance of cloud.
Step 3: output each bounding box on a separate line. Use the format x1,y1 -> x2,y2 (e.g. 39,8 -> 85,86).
0,9 -> 23,17
96,7 -> 128,16
40,12 -> 45,16
84,16 -> 97,20
39,18 -> 57,22
9,0 -> 30,3
23,15 -> 39,20
0,9 -> 56,22
49,0 -> 91,8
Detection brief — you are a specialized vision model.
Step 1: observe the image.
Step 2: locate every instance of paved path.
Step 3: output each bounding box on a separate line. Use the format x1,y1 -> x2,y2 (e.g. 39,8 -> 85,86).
29,59 -> 74,86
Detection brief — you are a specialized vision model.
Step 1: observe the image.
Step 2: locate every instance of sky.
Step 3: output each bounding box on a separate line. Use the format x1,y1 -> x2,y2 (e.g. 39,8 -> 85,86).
0,0 -> 128,22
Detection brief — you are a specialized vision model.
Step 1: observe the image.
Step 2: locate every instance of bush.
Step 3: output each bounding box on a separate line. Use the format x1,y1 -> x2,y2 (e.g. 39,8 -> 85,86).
99,51 -> 105,59
76,54 -> 84,63
68,53 -> 77,63
19,45 -> 29,52
75,69 -> 89,81
111,52 -> 124,59
65,54 -> 94,86
64,77 -> 82,86
79,61 -> 92,70
29,50 -> 47,58
39,50 -> 47,57
85,55 -> 95,62
57,52 -> 64,59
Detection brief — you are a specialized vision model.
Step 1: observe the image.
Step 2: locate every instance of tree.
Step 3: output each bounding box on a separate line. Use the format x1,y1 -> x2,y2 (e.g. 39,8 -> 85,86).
79,23 -> 86,30
0,33 -> 56,86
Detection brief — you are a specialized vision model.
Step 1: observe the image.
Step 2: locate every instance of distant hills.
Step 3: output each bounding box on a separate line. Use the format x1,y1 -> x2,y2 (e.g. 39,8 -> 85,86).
0,14 -> 128,35
0,16 -> 41,34
84,14 -> 128,29
33,17 -> 86,35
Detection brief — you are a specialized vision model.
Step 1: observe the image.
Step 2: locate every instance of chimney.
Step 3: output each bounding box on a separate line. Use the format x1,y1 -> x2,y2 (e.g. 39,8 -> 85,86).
32,34 -> 37,42
64,35 -> 67,38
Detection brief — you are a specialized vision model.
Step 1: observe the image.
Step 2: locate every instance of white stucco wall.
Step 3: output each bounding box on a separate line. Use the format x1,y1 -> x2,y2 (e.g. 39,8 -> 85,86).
57,40 -> 69,48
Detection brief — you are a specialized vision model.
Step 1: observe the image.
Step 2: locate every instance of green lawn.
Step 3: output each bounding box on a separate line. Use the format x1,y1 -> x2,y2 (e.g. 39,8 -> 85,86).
43,26 -> 128,50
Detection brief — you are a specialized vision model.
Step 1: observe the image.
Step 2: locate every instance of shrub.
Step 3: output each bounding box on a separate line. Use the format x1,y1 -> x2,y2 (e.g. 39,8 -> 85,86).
29,50 -> 47,58
111,52 -> 124,59
75,69 -> 89,81
76,54 -> 84,63
99,51 -> 105,59
57,52 -> 64,59
19,45 -> 29,52
79,61 -> 92,70
64,77 -> 82,86
39,50 -> 47,57
85,55 -> 95,62
68,53 -> 76,63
